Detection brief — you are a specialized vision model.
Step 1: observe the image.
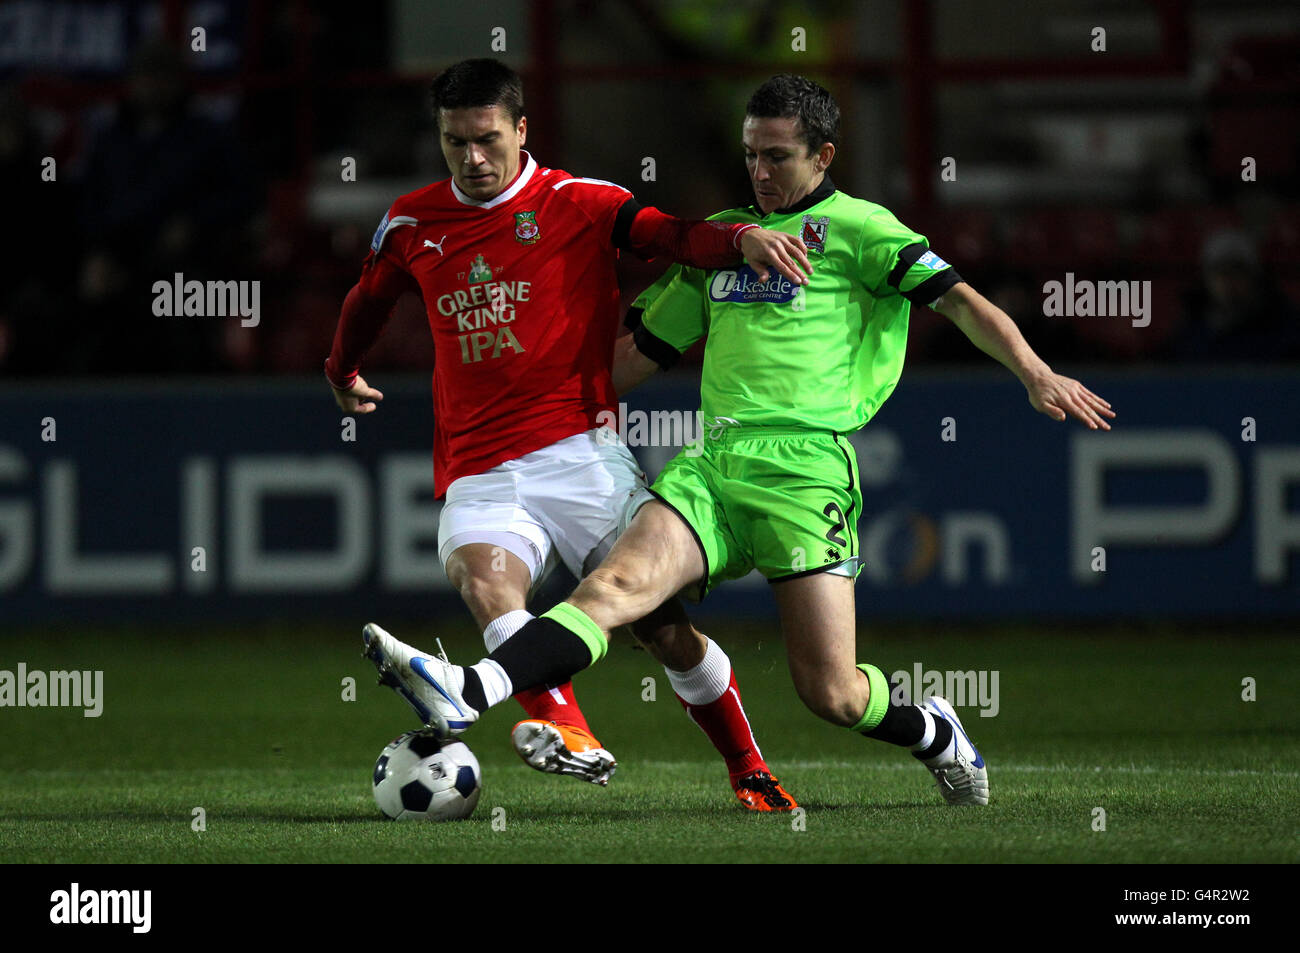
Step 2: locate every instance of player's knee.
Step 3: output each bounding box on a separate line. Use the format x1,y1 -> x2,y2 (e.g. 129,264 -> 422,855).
583,561 -> 659,605
456,571 -> 516,621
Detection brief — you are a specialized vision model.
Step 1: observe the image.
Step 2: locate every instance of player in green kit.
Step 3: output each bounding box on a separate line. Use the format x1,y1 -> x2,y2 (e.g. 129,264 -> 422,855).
360,75 -> 1114,808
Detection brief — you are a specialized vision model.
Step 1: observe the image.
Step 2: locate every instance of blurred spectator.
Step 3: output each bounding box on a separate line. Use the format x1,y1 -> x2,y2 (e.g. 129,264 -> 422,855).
0,86 -> 77,374
72,39 -> 260,374
1173,229 -> 1300,362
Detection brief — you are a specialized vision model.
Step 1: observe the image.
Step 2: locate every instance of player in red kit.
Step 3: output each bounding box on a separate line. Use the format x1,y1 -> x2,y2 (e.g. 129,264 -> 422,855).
329,59 -> 808,810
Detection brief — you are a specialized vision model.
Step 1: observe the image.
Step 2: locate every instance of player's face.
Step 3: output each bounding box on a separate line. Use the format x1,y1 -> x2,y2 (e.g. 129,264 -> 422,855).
743,115 -> 831,215
439,105 -> 527,200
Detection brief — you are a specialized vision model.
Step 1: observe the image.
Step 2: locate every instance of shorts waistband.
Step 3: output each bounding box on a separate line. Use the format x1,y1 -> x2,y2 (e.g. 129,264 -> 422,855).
699,415 -> 838,441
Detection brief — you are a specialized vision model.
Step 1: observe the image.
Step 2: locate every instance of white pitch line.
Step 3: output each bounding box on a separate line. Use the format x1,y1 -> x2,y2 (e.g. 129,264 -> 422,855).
638,760 -> 1299,779
8,763 -> 1297,780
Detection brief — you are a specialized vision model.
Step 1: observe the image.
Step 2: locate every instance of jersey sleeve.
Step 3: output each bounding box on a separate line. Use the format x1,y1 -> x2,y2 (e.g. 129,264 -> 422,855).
624,264 -> 679,329
633,265 -> 708,369
365,205 -> 419,273
857,208 -> 962,306
550,176 -> 635,247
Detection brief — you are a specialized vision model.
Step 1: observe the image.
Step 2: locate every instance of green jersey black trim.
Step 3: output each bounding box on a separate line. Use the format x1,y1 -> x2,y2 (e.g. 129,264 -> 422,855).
888,242 -> 929,289
903,268 -> 963,306
631,319 -> 684,370
888,241 -> 963,305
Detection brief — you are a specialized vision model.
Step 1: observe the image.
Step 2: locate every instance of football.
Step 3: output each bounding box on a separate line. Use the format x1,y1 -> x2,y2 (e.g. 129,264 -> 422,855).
372,729 -> 482,821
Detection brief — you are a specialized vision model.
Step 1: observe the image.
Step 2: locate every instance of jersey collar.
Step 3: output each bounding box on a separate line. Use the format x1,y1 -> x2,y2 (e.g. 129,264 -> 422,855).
451,151 -> 537,209
755,173 -> 836,218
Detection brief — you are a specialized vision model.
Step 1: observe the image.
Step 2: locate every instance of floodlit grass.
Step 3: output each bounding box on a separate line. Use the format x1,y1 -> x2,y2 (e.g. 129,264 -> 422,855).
2,623 -> 1296,863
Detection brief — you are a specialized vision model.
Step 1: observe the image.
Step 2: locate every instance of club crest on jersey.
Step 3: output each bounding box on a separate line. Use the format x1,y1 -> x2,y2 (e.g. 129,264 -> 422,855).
801,215 -> 829,253
514,210 -> 540,244
467,254 -> 493,284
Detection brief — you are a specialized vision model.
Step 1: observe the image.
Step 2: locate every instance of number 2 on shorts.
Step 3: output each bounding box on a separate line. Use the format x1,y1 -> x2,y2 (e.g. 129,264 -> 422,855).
823,501 -> 847,547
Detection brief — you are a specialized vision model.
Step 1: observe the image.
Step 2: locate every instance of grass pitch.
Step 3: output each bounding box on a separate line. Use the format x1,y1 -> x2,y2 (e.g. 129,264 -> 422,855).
1,620 -> 1296,864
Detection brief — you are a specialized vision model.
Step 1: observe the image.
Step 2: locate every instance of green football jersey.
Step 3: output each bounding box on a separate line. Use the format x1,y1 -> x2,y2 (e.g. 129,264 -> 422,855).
631,176 -> 961,433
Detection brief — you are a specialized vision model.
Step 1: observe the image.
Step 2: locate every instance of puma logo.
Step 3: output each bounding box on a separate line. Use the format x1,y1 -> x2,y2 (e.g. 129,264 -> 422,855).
424,235 -> 447,254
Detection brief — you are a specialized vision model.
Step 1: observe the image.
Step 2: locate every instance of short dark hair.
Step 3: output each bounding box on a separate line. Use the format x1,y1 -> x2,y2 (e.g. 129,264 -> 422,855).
429,58 -> 524,125
745,74 -> 839,154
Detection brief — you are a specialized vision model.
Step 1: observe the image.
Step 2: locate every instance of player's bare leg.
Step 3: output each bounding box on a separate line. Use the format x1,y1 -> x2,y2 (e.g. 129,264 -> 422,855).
626,598 -> 704,672
772,573 -> 867,725
570,501 -> 703,631
772,572 -> 988,806
413,505 -> 756,789
630,598 -> 797,811
578,503 -> 793,809
444,543 -> 531,631
445,543 -> 615,784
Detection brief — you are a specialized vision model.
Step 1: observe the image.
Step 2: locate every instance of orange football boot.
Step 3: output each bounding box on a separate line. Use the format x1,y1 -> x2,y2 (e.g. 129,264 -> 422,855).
511,720 -> 617,785
732,770 -> 798,811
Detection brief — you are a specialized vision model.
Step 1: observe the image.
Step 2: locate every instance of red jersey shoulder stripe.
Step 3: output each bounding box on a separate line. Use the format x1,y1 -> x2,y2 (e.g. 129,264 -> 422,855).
370,213 -> 418,253
550,176 -> 631,193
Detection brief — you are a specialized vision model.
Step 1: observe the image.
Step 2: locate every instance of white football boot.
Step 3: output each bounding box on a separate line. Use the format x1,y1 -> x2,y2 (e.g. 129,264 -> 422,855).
362,623 -> 478,737
919,695 -> 990,806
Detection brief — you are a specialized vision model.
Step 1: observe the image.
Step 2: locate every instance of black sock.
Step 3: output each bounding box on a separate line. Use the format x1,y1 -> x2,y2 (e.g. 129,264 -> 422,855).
915,718 -> 954,761
460,667 -> 487,712
864,701 -> 927,747
861,674 -> 955,757
459,616 -> 593,712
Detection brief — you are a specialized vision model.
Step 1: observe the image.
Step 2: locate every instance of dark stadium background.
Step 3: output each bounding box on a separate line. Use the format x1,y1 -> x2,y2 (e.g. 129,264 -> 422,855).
3,0 -> 1296,624
0,0 -> 1297,883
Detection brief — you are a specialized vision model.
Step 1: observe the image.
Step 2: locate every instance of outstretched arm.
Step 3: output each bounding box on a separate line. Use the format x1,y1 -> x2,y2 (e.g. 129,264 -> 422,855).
623,206 -> 811,286
931,281 -> 1115,430
324,254 -> 420,414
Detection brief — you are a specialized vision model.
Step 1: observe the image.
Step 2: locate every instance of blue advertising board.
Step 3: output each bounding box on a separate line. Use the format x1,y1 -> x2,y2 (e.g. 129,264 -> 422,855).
1,370 -> 1297,623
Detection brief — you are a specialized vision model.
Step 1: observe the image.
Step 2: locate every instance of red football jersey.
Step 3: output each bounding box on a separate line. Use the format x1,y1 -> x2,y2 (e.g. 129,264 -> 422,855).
366,152 -> 632,495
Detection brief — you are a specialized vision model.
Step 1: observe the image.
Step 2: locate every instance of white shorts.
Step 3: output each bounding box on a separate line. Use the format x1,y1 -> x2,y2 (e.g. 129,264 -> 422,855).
437,427 -> 653,589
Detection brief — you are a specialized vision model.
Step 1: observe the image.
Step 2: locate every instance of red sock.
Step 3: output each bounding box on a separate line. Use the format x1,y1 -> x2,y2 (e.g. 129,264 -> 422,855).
677,670 -> 766,784
514,681 -> 593,734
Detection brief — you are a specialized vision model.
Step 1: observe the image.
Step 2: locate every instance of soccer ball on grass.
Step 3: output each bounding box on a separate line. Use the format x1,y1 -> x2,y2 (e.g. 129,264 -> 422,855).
372,729 -> 482,821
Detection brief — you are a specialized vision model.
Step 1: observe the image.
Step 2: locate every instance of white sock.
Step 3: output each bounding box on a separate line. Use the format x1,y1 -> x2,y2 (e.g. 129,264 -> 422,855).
665,636 -> 731,705
910,708 -> 938,753
469,659 -> 513,709
482,609 -> 534,653
918,709 -> 958,765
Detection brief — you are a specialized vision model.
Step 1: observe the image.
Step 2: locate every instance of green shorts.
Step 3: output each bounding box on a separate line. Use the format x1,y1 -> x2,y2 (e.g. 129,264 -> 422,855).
649,425 -> 862,600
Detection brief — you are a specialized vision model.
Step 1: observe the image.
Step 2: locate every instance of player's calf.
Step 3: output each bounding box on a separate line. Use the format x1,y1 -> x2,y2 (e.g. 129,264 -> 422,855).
664,633 -> 798,812
792,670 -> 873,727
